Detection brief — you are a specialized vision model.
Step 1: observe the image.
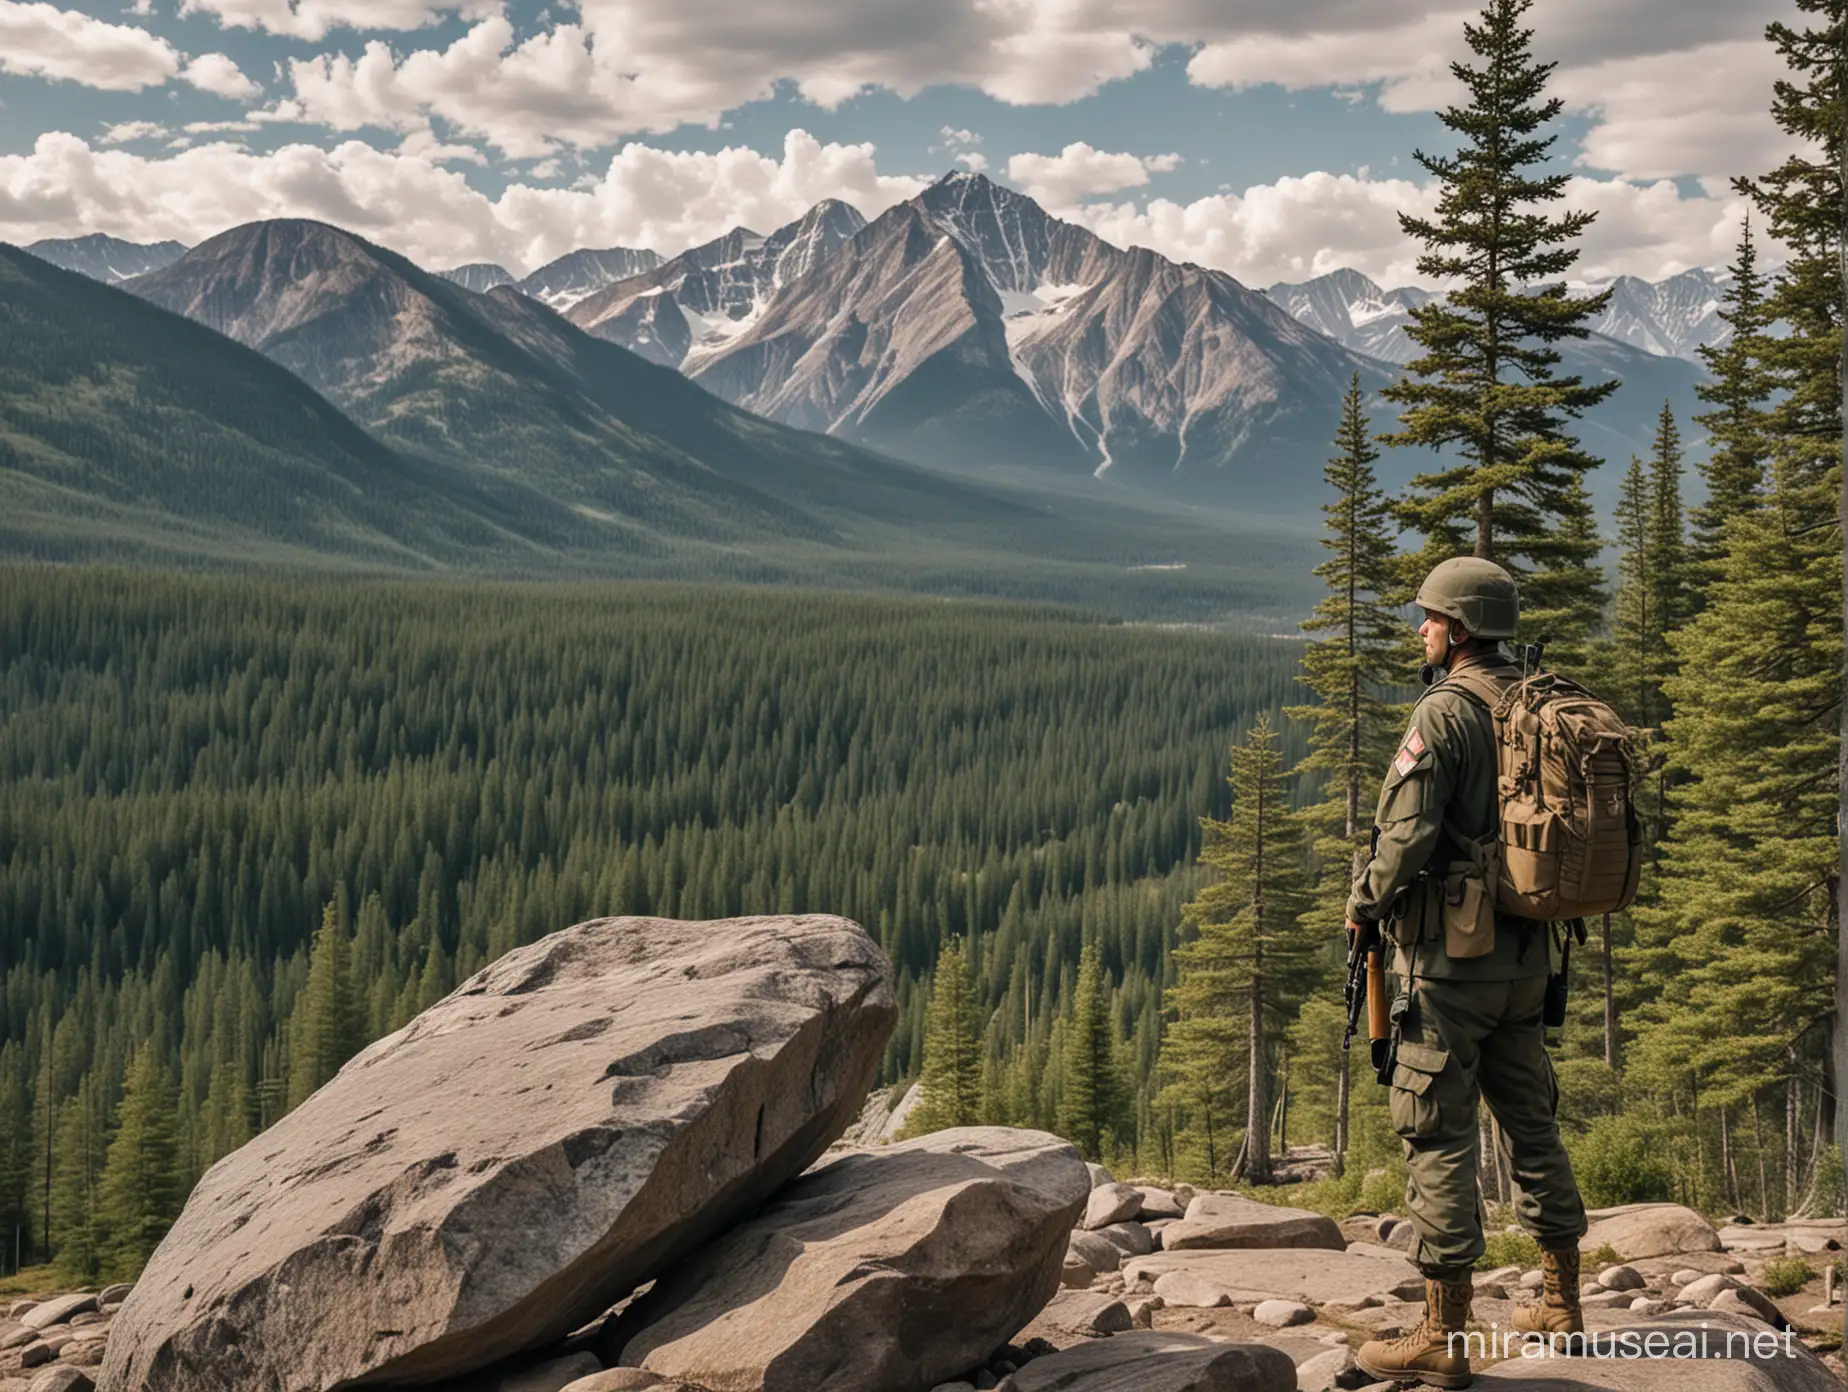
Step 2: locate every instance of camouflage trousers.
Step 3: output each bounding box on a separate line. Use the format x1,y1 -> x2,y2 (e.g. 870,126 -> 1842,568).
1386,972 -> 1588,1274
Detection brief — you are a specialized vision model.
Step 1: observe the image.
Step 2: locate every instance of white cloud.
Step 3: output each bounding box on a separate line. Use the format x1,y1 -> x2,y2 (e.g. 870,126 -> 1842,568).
955,151 -> 989,173
184,119 -> 261,134
1005,142 -> 1182,205
0,0 -> 181,90
183,51 -> 262,99
100,120 -> 167,145
177,0 -> 497,40
0,128 -> 925,275
1067,170 -> 1763,290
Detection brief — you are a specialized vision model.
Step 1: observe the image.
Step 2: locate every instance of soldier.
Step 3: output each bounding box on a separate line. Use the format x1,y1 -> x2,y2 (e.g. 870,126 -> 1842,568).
1347,557 -> 1587,1389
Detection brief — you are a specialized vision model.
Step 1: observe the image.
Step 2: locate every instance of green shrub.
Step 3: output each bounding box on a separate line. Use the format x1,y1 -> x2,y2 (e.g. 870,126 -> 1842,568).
1584,1242 -> 1624,1268
1761,1257 -> 1812,1298
1568,1114 -> 1676,1208
1357,1164 -> 1408,1217
1477,1230 -> 1543,1271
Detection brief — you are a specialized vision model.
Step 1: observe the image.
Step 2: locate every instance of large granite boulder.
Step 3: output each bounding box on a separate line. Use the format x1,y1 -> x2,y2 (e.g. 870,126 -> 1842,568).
1161,1196 -> 1345,1252
99,915 -> 895,1392
607,1127 -> 1088,1392
1123,1249 -> 1426,1307
1580,1204 -> 1722,1260
1476,1310 -> 1838,1391
1001,1332 -> 1297,1392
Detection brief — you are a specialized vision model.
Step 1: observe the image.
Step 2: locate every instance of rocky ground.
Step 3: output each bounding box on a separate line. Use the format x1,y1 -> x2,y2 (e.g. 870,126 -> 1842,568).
2,914 -> 1843,1392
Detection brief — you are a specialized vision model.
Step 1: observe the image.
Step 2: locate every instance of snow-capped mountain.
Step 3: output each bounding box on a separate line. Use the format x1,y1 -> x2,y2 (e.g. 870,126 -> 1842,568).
438,262 -> 517,293
684,173 -> 1385,498
1267,266 -> 1733,366
24,234 -> 188,284
1588,269 -> 1731,360
518,246 -> 663,310
565,201 -> 867,367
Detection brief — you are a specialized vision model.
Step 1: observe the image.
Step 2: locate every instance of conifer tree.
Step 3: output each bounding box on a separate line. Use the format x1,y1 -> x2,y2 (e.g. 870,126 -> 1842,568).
98,1048 -> 183,1280
1287,374 -> 1412,1174
1381,0 -> 1615,649
1726,0 -> 1842,1165
1166,717 -> 1315,1184
905,937 -> 986,1136
1058,942 -> 1128,1162
0,1044 -> 29,1273
286,902 -> 361,1111
48,1077 -> 107,1286
1691,216 -> 1773,584
1649,404 -> 1691,644
1608,456 -> 1657,728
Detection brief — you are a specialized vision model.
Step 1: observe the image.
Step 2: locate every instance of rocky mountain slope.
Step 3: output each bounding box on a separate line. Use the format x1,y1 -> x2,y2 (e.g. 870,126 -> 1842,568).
566,201 -> 867,367
22,234 -> 188,284
683,173 -> 1387,503
439,261 -> 517,293
437,248 -> 661,307
0,244 -> 510,568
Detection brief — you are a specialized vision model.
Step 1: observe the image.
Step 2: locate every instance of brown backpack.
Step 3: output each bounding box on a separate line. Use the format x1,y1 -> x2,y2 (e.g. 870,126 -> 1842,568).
1447,667 -> 1643,922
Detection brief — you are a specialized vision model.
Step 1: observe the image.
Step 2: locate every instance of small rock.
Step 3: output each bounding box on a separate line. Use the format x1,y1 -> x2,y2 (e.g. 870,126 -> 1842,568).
1579,1290 -> 1640,1309
1678,1272 -> 1742,1303
1163,1194 -> 1345,1252
1710,1286 -> 1785,1328
1317,1333 -> 1348,1347
1580,1280 -> 1606,1296
1598,1264 -> 1645,1291
1152,1271 -> 1231,1308
94,1288 -> 131,1308
1791,1231 -> 1839,1254
20,1299 -> 96,1334
1061,1254 -> 1095,1289
1629,1297 -> 1667,1314
1580,1202 -> 1722,1259
1295,1346 -> 1364,1392
1480,1265 -> 1521,1285
4,1328 -> 39,1350
1124,1297 -> 1160,1329
1038,1290 -> 1134,1336
19,1344 -> 54,1370
1068,1229 -> 1122,1273
62,1317 -> 99,1330
1518,1269 -> 1544,1291
559,1374 -> 665,1392
8,1301 -> 39,1320
1084,1184 -> 1145,1231
1373,1215 -> 1401,1242
1136,1188 -> 1185,1221
1472,1282 -> 1507,1301
1384,1221 -> 1414,1252
1086,1163 -> 1115,1189
1668,1268 -> 1702,1286
27,1370 -> 95,1392
1254,1299 -> 1314,1328
1003,1333 -> 1294,1392
1096,1222 -> 1154,1258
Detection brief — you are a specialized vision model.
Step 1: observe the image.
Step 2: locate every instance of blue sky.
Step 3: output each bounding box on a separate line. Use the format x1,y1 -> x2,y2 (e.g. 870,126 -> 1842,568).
0,0 -> 1798,283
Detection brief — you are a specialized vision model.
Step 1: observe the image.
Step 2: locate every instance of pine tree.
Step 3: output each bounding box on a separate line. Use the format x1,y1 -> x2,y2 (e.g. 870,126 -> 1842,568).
1725,0 -> 1842,1168
1608,456 -> 1656,727
1286,374 -> 1413,1174
98,1047 -> 184,1281
1058,942 -> 1128,1162
1381,0 -> 1615,651
904,936 -> 986,1136
286,902 -> 361,1111
1691,216 -> 1773,585
1165,717 -> 1315,1184
0,1044 -> 29,1274
1649,404 -> 1691,644
48,1076 -> 107,1286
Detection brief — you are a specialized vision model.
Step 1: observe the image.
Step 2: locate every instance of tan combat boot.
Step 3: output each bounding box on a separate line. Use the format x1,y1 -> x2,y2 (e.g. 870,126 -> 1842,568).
1512,1243 -> 1584,1337
1355,1269 -> 1476,1389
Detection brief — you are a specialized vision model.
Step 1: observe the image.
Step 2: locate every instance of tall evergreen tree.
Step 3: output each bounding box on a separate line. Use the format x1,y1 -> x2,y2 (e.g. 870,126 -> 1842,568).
1650,403 -> 1692,644
1287,373 -> 1413,1174
905,936 -> 986,1136
1692,216 -> 1774,585
0,1044 -> 29,1274
286,902 -> 362,1111
1380,0 -> 1615,657
1166,717 -> 1315,1184
1057,942 -> 1128,1162
1608,455 -> 1657,728
98,1047 -> 184,1281
1733,0 -> 1843,1168
48,1076 -> 107,1286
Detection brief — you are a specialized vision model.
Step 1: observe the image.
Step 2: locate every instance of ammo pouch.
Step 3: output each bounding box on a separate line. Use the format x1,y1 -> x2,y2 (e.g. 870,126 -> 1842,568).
1388,821 -> 1498,959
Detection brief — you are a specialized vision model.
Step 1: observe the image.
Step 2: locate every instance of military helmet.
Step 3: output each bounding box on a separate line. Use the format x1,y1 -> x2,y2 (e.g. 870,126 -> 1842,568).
1416,556 -> 1519,639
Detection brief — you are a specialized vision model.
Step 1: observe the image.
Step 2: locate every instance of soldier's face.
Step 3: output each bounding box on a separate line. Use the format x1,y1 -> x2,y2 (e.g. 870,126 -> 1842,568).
1419,610 -> 1451,665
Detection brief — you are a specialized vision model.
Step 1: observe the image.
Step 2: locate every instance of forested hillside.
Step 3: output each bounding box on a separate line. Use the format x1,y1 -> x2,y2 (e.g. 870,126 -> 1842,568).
0,568 -> 1301,1279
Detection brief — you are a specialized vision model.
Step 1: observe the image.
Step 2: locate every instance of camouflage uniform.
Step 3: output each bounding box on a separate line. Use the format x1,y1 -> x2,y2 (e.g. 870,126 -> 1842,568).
1345,652 -> 1588,1275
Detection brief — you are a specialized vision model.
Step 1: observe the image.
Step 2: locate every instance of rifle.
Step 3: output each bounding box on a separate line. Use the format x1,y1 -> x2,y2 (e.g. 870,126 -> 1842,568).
1342,918 -> 1392,1078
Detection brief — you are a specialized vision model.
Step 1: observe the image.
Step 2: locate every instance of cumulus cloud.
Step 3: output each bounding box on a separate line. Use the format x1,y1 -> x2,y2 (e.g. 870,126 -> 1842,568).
1067,170 -> 1762,290
1005,142 -> 1182,205
0,0 -> 182,90
183,51 -> 262,99
100,120 -> 168,145
177,0 -> 498,40
0,128 -> 926,274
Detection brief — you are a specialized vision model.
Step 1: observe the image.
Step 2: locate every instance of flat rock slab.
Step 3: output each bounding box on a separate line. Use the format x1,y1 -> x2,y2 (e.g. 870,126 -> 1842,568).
99,915 -> 894,1392
1038,1291 -> 1134,1337
1002,1332 -> 1297,1392
1162,1196 -> 1344,1253
1475,1311 -> 1837,1392
609,1127 -> 1088,1392
1125,1250 -> 1425,1308
20,1301 -> 95,1334
1581,1204 -> 1722,1260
